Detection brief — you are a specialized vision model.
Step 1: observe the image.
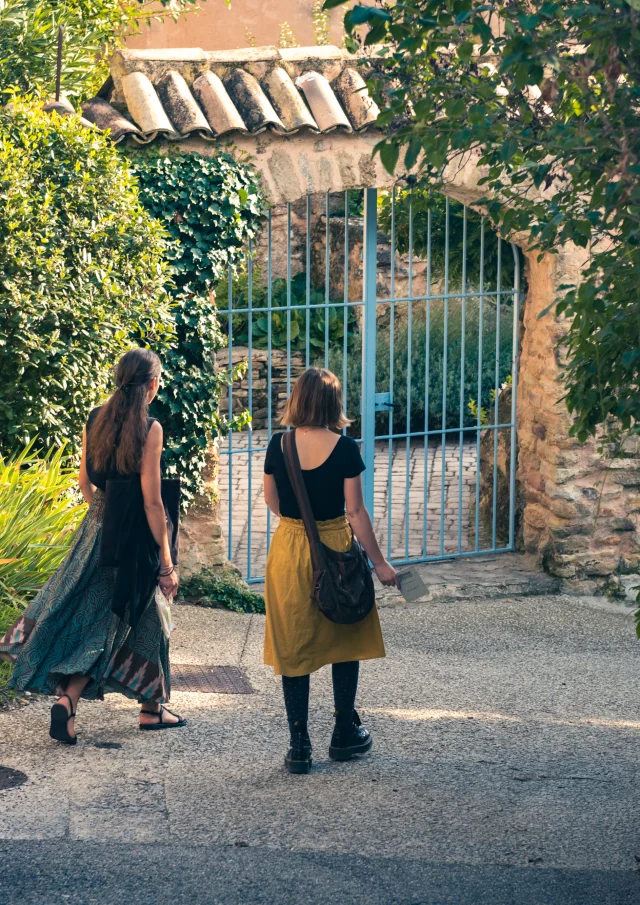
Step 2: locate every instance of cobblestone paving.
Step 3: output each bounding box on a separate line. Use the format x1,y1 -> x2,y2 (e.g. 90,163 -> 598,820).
218,430 -> 488,581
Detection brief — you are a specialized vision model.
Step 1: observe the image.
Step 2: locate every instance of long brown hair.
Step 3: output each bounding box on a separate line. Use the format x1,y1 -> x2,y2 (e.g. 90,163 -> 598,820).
88,348 -> 162,474
280,368 -> 350,431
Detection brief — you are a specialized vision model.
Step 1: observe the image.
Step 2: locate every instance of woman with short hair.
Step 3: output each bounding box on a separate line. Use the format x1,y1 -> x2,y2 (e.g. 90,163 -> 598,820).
0,348 -> 185,743
263,367 -> 398,774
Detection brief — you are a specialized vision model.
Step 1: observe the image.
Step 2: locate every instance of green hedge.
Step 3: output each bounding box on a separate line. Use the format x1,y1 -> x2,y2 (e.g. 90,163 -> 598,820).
0,101 -> 173,455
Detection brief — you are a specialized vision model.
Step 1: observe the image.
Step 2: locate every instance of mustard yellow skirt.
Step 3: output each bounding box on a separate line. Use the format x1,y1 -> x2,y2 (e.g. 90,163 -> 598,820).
263,515 -> 386,677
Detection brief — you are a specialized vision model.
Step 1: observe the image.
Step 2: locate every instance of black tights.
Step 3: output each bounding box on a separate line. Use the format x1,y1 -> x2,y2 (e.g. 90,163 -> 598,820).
281,661 -> 360,726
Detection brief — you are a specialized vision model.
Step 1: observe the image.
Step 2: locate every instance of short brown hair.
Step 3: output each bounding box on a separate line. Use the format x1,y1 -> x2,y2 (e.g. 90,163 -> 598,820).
280,368 -> 350,431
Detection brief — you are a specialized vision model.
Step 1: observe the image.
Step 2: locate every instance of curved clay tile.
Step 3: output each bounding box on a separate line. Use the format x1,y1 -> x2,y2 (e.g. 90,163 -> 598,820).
121,71 -> 176,139
262,67 -> 318,132
223,69 -> 284,133
334,68 -> 380,131
192,71 -> 247,136
295,71 -> 352,133
157,70 -> 212,137
42,95 -> 76,116
82,97 -> 142,143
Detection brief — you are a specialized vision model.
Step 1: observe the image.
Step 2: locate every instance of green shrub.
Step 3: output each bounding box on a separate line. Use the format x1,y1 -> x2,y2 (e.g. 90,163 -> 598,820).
0,444 -> 85,689
216,266 -> 359,356
0,0 -> 202,102
130,151 -> 266,505
328,298 -> 513,432
179,567 -> 265,615
0,100 -> 173,456
378,190 -> 519,293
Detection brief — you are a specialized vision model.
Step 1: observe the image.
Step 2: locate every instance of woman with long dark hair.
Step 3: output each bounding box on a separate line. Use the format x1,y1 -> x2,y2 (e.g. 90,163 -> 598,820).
263,367 -> 398,774
0,348 -> 185,743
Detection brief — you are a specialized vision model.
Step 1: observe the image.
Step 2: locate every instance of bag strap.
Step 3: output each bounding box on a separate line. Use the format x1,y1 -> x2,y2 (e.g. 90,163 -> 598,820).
282,430 -> 325,574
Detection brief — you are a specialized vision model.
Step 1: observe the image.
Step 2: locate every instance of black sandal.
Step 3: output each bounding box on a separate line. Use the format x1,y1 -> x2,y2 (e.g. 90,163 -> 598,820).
139,705 -> 187,731
50,694 -> 77,746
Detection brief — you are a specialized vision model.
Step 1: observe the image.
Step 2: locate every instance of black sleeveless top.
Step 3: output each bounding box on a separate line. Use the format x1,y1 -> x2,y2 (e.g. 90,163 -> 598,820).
264,431 -> 365,521
86,407 -> 161,490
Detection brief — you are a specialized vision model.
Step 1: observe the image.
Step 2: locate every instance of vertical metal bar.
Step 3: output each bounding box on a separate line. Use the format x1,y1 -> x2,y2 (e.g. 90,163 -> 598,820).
227,264 -> 234,563
508,244 -> 521,550
325,191 -> 330,370
343,191 -> 349,431
306,196 -> 311,368
405,193 -> 413,559
439,197 -> 450,556
387,187 -> 396,560
361,188 -> 378,517
286,203 -> 292,397
457,206 -> 467,553
492,237 -> 502,550
475,218 -> 485,551
423,208 -> 432,556
247,240 -> 253,579
266,209 -> 273,555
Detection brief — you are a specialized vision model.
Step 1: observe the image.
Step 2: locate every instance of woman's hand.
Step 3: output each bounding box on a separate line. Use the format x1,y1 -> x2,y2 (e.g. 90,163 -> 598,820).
373,559 -> 400,588
159,568 -> 179,599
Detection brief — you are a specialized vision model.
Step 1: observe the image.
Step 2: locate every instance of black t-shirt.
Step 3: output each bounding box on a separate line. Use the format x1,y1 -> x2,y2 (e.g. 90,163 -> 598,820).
264,431 -> 365,521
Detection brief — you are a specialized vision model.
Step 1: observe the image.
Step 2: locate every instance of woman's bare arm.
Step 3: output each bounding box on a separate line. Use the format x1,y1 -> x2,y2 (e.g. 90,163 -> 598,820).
140,422 -> 177,595
264,474 -> 281,517
344,475 -> 399,587
78,427 -> 95,505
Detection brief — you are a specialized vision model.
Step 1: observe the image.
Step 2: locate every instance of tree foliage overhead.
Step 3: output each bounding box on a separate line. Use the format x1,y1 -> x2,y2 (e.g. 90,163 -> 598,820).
0,0 -> 205,101
0,100 -> 173,453
326,0 -> 640,443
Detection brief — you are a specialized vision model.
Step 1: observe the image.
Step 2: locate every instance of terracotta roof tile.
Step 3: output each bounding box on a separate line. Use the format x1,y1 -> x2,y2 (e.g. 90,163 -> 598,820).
81,45 -> 380,144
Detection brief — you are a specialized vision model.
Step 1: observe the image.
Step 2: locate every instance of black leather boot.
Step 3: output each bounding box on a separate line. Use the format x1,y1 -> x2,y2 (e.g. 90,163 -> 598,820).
284,721 -> 313,774
329,709 -> 372,761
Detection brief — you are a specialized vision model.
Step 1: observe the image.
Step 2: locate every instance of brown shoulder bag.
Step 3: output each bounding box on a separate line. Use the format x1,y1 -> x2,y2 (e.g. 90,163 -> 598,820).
282,430 -> 375,625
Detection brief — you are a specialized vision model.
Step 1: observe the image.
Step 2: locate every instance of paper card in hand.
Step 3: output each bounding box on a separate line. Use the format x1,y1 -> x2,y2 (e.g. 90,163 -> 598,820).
397,569 -> 428,603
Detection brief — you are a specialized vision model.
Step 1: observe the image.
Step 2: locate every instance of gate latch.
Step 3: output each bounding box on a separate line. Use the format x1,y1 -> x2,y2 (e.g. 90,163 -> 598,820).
374,392 -> 394,412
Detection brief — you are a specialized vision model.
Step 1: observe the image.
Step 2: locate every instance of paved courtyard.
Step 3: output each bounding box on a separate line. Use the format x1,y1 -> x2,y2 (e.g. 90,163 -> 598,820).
2,591 -> 638,904
218,430 -> 484,580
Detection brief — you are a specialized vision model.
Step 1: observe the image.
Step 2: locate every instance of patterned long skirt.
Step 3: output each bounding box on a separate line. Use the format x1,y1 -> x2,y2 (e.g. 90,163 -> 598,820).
0,491 -> 170,703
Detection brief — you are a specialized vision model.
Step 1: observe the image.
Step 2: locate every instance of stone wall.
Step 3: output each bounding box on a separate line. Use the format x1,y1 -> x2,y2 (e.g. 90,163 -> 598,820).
179,441 -> 229,577
516,248 -> 640,595
223,345 -> 306,430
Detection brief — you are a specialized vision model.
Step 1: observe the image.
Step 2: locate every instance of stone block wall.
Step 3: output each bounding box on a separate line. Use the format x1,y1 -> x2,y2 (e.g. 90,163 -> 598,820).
222,345 -> 306,431
179,441 -> 229,578
516,247 -> 640,595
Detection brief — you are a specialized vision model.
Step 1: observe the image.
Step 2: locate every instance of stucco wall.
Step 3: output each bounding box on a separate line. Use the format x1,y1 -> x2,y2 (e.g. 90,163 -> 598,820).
127,0 -> 345,53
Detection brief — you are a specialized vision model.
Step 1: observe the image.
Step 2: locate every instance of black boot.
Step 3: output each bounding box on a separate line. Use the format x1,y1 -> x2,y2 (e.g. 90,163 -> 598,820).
284,721 -> 312,774
329,709 -> 372,761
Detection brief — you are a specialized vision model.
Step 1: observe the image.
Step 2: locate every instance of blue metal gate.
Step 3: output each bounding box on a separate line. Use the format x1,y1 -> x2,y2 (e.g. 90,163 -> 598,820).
218,188 -> 520,583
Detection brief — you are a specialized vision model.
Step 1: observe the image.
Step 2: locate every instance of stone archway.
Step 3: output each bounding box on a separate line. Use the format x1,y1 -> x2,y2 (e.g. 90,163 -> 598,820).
83,46 -> 640,593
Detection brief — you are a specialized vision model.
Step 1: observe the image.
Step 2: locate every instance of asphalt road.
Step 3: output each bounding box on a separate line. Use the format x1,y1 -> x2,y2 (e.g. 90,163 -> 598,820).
1,840 -> 639,905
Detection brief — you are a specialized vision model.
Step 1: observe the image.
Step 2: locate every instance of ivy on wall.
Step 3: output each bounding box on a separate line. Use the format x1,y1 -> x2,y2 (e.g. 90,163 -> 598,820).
129,150 -> 267,506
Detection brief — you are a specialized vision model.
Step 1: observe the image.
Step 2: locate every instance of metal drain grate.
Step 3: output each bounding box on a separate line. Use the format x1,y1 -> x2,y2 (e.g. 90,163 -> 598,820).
0,766 -> 28,791
171,664 -> 253,695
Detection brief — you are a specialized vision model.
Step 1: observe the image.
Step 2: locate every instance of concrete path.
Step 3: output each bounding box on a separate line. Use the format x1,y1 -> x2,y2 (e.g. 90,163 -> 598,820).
1,591 -> 639,904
